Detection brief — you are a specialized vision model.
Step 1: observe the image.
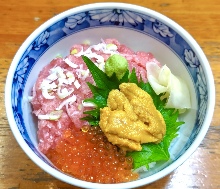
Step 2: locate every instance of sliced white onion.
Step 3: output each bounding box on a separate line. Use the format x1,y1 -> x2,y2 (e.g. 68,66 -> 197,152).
42,89 -> 55,99
73,41 -> 118,64
47,72 -> 58,81
40,80 -> 57,99
66,71 -> 75,84
74,80 -> 81,89
56,95 -> 77,110
50,66 -> 66,79
86,52 -> 105,64
106,43 -> 118,51
57,87 -> 74,99
82,101 -> 97,108
38,110 -> 63,120
58,78 -> 69,86
64,58 -> 78,68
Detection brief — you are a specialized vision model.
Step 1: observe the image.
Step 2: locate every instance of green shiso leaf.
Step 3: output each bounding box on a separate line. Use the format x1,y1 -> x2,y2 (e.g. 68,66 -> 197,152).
81,55 -> 185,169
119,69 -> 130,83
83,109 -> 100,118
129,68 -> 139,85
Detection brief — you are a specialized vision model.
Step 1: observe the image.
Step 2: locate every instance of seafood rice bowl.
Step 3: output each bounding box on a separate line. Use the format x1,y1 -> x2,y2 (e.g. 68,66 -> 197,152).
5,2 -> 215,189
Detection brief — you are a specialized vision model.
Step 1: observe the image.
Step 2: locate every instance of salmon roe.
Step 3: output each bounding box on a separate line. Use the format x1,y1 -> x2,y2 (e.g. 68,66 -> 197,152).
46,126 -> 139,183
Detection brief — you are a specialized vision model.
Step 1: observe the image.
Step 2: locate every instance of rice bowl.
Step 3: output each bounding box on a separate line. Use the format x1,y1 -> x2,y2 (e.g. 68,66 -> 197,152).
5,3 -> 215,188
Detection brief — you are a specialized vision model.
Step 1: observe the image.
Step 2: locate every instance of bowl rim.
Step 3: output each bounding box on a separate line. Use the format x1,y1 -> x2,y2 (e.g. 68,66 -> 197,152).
5,2 -> 215,188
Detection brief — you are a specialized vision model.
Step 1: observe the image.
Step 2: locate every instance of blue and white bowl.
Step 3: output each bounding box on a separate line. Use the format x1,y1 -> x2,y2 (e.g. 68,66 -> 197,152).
5,3 -> 215,188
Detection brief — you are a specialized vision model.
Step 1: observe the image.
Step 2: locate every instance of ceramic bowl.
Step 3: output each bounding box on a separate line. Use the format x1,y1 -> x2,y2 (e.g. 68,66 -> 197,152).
5,3 -> 215,189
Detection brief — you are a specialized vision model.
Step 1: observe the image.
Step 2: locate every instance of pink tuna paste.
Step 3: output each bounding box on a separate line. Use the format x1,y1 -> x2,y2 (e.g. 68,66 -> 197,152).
31,38 -> 160,154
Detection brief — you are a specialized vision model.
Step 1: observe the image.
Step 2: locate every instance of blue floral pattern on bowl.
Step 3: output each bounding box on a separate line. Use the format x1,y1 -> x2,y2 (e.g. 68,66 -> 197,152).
11,8 -> 207,167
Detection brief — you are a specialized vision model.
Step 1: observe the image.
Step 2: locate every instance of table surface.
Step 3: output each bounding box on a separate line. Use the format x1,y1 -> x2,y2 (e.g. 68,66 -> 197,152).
0,0 -> 220,188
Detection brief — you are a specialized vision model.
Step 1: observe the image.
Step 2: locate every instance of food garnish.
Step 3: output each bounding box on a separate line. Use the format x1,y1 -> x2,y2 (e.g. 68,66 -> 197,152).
146,62 -> 191,112
105,54 -> 129,79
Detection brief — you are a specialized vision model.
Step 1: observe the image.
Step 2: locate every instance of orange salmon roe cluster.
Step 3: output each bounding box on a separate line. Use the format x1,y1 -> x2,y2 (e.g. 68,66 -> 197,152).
46,126 -> 139,183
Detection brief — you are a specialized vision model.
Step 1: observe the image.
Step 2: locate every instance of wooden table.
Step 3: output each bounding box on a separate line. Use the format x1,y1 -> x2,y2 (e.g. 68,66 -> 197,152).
0,0 -> 219,188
